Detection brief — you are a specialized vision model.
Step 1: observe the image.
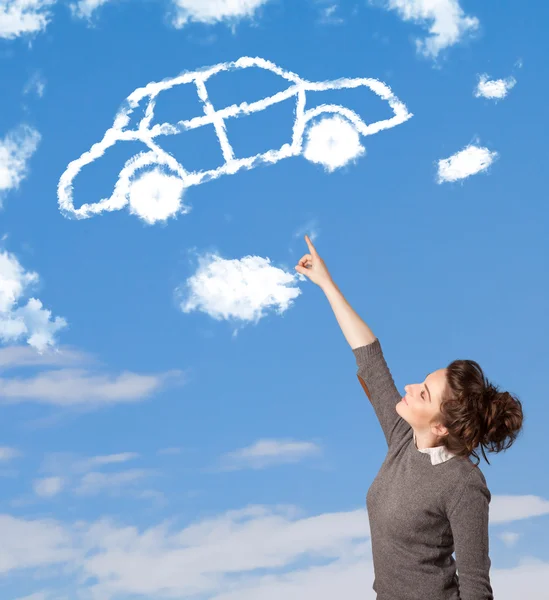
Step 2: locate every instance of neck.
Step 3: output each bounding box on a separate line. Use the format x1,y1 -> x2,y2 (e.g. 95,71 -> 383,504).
413,429 -> 442,450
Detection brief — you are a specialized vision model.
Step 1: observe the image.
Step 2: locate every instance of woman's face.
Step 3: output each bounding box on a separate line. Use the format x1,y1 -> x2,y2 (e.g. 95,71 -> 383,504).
396,368 -> 449,433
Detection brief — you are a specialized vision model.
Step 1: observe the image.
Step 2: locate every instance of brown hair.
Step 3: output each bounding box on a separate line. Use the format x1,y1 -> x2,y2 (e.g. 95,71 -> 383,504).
438,359 -> 524,465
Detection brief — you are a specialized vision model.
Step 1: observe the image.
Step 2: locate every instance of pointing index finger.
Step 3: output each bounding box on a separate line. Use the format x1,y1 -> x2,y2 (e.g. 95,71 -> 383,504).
304,234 -> 317,255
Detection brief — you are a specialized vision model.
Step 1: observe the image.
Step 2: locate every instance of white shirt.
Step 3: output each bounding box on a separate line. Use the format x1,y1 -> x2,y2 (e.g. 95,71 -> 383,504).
413,432 -> 456,465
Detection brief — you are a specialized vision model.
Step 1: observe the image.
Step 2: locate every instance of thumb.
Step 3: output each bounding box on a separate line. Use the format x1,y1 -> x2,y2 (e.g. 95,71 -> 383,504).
294,265 -> 310,277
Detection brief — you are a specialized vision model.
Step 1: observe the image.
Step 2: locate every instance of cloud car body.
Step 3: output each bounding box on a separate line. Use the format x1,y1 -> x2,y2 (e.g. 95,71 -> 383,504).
58,56 -> 412,220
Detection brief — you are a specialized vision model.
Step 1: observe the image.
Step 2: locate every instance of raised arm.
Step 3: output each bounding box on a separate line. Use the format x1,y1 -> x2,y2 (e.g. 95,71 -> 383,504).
295,235 -> 375,349
295,235 -> 409,447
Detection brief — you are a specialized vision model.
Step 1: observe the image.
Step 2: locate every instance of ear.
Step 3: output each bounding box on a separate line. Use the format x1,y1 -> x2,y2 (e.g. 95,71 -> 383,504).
431,422 -> 449,438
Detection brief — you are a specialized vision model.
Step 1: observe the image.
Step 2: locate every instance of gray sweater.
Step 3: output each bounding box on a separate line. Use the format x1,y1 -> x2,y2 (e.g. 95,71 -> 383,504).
353,339 -> 493,600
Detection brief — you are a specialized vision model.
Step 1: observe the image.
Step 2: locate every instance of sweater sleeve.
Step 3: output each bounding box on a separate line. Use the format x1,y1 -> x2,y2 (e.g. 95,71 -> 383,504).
448,468 -> 494,600
352,338 -> 410,448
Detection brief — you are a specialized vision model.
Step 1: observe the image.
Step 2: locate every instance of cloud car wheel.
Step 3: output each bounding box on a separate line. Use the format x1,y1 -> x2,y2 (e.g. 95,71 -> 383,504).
302,114 -> 365,172
126,161 -> 187,225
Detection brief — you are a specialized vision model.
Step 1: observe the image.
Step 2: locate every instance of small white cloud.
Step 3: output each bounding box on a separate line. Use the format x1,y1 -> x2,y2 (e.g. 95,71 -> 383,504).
318,3 -> 344,25
77,452 -> 139,471
23,72 -> 46,98
474,74 -> 516,100
33,476 -> 64,498
74,468 -> 153,496
0,248 -> 67,352
0,125 -> 41,206
498,531 -> 520,548
303,115 -> 365,172
0,0 -> 54,39
69,0 -> 111,19
437,143 -> 498,183
177,253 -> 301,323
127,168 -> 187,225
171,0 -> 272,28
382,0 -> 479,58
218,438 -> 322,471
0,446 -> 20,461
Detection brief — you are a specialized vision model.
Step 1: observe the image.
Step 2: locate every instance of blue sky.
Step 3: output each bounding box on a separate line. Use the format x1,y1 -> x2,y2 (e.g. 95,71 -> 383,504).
1,0 -> 548,598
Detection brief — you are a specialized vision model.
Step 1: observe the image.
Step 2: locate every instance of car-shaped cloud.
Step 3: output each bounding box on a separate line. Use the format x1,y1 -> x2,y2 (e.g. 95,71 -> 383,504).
58,56 -> 412,222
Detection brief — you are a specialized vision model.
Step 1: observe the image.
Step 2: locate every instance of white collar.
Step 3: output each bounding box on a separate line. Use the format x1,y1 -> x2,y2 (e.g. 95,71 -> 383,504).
413,432 -> 456,465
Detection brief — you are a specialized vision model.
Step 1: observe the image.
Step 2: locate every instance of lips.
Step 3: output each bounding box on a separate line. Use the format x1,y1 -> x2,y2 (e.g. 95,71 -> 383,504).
402,397 -> 408,405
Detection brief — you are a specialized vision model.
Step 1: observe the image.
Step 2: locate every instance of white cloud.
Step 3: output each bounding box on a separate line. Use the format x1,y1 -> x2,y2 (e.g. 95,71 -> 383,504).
318,3 -> 344,25
0,446 -> 20,461
0,0 -> 54,39
303,115 -> 365,172
490,495 -> 549,524
14,593 -> 51,600
474,74 -> 516,100
0,514 -> 76,574
177,253 -> 301,324
171,0 -> 272,28
0,343 -> 183,407
0,248 -> 67,352
74,468 -> 153,496
77,452 -> 139,470
0,345 -> 88,369
218,438 -> 323,471
437,143 -> 498,183
23,72 -> 46,98
0,367 -> 181,406
382,0 -> 479,58
69,0 -> 111,19
127,168 -> 187,225
1,495 -> 549,598
35,452 -> 151,500
33,476 -> 64,498
0,125 -> 40,206
498,531 -> 520,548
69,0 -> 272,27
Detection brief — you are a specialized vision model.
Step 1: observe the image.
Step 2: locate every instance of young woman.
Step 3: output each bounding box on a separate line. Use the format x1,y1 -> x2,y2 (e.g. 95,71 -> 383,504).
295,235 -> 524,600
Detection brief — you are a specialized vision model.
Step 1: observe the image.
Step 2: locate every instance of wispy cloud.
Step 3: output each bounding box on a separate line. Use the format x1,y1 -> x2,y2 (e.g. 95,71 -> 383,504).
317,3 -> 344,25
69,0 -> 273,27
32,451 -> 154,501
33,476 -> 64,498
74,468 -> 154,496
0,367 -> 182,406
490,495 -> 549,524
1,494 -> 548,598
474,74 -> 516,100
0,344 -> 88,369
498,531 -> 520,548
0,246 -> 67,352
380,0 -> 479,58
69,0 -> 112,19
0,446 -> 20,461
0,125 -> 40,207
176,252 -> 302,325
216,438 -> 323,471
0,341 -> 184,407
0,0 -> 54,39
437,143 -> 498,183
23,72 -> 46,98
